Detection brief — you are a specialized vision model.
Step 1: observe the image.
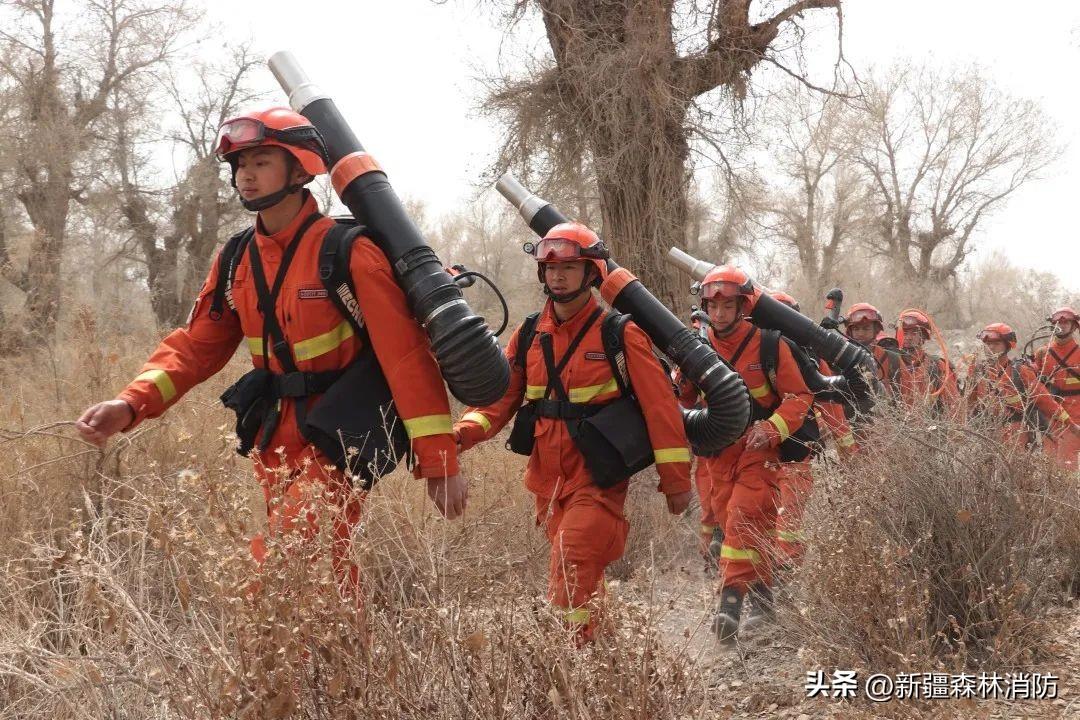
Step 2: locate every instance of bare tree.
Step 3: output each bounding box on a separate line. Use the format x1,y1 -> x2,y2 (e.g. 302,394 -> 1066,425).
764,83 -> 872,298
0,0 -> 198,343
484,0 -> 842,309
111,44 -> 261,329
851,65 -> 1056,285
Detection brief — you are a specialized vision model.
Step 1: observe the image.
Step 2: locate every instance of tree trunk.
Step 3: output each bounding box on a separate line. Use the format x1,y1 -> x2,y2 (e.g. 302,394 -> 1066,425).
19,173 -> 72,341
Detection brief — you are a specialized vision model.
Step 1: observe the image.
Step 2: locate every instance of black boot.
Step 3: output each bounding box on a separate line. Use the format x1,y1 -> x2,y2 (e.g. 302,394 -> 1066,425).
711,587 -> 744,644
741,582 -> 775,634
708,527 -> 724,560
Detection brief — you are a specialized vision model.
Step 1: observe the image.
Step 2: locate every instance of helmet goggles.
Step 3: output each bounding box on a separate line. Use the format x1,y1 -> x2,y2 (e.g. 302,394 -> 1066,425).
977,329 -> 1015,345
847,308 -> 883,326
533,237 -> 609,263
214,117 -> 327,163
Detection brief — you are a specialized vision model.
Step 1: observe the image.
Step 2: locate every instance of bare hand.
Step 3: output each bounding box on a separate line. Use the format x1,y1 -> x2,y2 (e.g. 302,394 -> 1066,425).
665,490 -> 692,515
427,472 -> 468,519
76,400 -> 134,447
745,420 -> 776,451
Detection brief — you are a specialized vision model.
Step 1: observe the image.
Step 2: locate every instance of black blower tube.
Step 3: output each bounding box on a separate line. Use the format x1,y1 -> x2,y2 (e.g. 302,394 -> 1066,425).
495,174 -> 751,453
667,248 -> 880,416
268,52 -> 510,406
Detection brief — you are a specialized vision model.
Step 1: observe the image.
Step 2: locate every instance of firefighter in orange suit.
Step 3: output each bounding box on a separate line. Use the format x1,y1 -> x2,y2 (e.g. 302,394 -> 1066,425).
76,107 -> 466,595
769,291 -> 857,569
683,267 -> 813,643
1033,307 -> 1080,469
964,322 -> 1076,453
453,222 -> 692,643
844,303 -> 901,394
894,309 -> 960,414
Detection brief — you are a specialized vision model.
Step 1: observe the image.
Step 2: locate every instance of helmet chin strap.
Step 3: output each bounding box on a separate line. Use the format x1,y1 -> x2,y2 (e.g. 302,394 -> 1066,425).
540,264 -> 596,304
239,181 -> 306,212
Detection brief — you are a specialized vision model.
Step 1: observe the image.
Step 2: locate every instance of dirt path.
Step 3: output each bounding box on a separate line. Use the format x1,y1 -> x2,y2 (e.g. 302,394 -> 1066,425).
625,558 -> 1079,719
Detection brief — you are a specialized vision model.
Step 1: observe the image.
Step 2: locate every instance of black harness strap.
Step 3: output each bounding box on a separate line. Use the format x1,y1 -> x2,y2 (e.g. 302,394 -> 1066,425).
535,308 -> 603,421
1046,345 -> 1080,396
246,212 -> 321,449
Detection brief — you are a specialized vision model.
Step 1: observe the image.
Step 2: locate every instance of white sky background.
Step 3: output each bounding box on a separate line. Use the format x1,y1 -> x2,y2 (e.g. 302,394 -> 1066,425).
208,0 -> 1080,289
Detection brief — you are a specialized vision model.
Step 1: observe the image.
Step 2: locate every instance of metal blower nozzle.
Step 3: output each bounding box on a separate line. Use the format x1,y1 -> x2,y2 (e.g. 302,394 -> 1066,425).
666,247 -> 716,282
268,51 -> 328,113
495,173 -> 549,227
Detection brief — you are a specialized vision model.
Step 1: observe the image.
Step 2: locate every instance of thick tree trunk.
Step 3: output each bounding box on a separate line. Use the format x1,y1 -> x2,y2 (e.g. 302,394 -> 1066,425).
19,174 -> 72,342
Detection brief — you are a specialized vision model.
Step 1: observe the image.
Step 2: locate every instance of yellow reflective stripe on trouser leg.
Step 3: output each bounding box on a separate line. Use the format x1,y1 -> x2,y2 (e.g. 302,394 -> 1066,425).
767,413 -> 791,442
654,447 -> 691,464
403,414 -> 454,439
775,529 -> 805,543
700,524 -> 717,534
720,544 -> 762,563
836,432 -> 856,448
461,411 -> 491,433
563,607 -> 590,625
134,369 -> 177,404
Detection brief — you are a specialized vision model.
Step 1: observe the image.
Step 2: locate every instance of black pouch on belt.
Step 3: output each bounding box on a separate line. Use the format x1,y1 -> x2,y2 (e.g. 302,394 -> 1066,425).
219,368 -> 274,457
302,350 -> 412,491
574,395 -> 654,488
506,403 -> 538,456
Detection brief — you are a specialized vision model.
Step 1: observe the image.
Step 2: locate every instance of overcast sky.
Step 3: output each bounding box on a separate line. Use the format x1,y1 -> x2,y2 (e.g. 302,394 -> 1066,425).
208,0 -> 1080,289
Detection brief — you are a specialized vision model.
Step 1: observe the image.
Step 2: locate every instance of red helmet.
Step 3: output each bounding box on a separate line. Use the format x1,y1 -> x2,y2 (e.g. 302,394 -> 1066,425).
214,107 -> 329,180
1050,306 -> 1079,324
844,302 -> 884,335
977,322 -> 1017,350
532,222 -> 609,278
898,309 -> 932,339
700,265 -> 754,306
771,291 -> 801,313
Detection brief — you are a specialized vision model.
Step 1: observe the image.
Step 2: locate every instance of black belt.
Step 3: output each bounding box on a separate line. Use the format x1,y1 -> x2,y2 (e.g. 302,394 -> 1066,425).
531,399 -> 603,420
269,368 -> 347,399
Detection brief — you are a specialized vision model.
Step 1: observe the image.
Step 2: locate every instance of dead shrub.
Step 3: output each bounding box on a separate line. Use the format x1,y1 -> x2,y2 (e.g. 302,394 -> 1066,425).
784,402 -> 1078,673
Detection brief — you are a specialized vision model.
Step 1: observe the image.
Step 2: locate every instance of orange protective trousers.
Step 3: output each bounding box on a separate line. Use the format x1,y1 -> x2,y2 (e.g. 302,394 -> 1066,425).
700,438 -> 781,593
536,482 -> 629,641
248,446 -> 365,601
774,459 -> 813,565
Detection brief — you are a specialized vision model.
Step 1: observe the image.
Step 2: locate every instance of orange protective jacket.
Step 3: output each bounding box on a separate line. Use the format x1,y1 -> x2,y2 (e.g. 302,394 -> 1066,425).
814,358 -> 857,451
118,193 -> 459,479
897,349 -> 960,411
1034,337 -> 1080,416
454,296 -> 691,499
680,321 -> 814,445
964,355 -> 1070,433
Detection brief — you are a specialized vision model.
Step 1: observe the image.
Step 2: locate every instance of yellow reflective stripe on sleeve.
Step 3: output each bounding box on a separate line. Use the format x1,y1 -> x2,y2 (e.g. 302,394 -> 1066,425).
563,608 -> 590,625
654,447 -> 691,464
246,337 -> 263,356
525,385 -> 546,400
1005,394 -> 1022,404
568,377 -> 619,403
134,369 -> 177,404
719,544 -> 761,563
775,529 -> 805,543
767,413 -> 791,442
1066,377 -> 1080,385
402,414 -> 453,439
292,320 -> 354,362
836,433 -> 856,448
748,384 -> 771,399
1058,410 -> 1070,422
700,524 -> 717,534
461,411 -> 491,433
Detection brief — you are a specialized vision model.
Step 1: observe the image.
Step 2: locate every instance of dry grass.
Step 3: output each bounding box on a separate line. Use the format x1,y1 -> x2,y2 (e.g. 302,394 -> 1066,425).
1,323 -> 1078,718
782,402 -> 1080,675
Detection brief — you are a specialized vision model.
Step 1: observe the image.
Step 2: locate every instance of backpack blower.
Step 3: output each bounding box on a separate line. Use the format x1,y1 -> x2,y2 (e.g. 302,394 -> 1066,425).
268,52 -> 510,406
495,174 -> 751,453
666,248 -> 880,417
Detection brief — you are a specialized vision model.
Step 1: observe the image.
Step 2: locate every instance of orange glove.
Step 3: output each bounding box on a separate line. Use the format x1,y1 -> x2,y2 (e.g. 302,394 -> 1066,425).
745,420 -> 781,450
